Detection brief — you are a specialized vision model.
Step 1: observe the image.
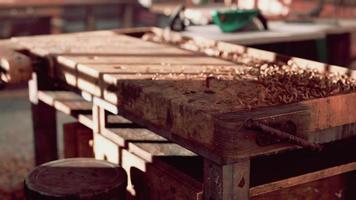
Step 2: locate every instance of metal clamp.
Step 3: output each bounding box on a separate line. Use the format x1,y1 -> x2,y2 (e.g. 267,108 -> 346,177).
245,119 -> 322,151
168,5 -> 186,32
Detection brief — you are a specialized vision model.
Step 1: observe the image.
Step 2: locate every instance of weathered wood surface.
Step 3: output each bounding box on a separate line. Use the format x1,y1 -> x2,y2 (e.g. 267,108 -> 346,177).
24,158 -> 127,200
29,73 -> 58,166
251,172 -> 356,200
204,159 -> 250,200
37,90 -> 92,116
36,90 -> 95,128
97,124 -> 356,200
13,28 -> 356,163
250,161 -> 356,198
94,116 -> 202,199
11,31 -> 192,57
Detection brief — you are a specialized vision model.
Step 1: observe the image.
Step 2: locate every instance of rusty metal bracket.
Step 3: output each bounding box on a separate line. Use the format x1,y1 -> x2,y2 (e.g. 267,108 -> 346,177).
245,119 -> 322,151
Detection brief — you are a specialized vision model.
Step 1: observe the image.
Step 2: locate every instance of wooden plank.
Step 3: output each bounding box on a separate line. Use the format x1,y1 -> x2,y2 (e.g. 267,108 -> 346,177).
102,128 -> 165,148
251,173 -> 356,200
37,91 -> 92,116
58,54 -> 235,67
250,161 -> 356,197
94,126 -> 202,199
78,114 -> 93,129
12,31 -> 191,57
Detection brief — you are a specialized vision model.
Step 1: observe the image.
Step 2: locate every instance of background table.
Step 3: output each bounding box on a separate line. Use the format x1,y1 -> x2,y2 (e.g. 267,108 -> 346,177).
183,19 -> 356,67
0,0 -> 135,37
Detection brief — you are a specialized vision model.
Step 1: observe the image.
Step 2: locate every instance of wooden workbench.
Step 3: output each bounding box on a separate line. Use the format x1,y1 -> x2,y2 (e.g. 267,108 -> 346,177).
5,28 -> 356,199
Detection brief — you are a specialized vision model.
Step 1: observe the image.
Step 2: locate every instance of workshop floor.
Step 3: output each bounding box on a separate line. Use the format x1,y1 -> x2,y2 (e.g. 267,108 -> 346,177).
0,86 -> 73,200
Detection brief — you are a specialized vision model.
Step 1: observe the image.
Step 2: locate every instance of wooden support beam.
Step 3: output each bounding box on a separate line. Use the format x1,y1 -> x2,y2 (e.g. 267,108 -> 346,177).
85,5 -> 96,31
122,3 -> 134,28
93,105 -> 108,134
63,122 -> 94,158
250,160 -> 356,197
31,101 -> 57,166
204,159 -> 250,200
29,72 -> 58,165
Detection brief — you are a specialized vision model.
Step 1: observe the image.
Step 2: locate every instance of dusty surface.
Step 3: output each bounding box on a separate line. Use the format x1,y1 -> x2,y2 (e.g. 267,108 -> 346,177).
0,86 -> 73,200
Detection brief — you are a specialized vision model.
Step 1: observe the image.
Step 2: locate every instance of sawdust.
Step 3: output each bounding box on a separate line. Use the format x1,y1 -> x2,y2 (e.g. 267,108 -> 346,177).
143,32 -> 356,110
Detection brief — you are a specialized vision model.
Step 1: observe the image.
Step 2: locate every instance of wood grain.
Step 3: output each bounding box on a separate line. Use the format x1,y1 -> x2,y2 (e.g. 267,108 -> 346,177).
204,159 -> 250,200
29,73 -> 58,166
37,91 -> 92,116
14,28 -> 356,164
94,123 -> 202,199
250,161 -> 356,197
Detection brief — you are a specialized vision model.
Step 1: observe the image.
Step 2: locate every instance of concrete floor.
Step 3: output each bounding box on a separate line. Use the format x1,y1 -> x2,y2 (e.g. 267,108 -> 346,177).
0,85 -> 74,199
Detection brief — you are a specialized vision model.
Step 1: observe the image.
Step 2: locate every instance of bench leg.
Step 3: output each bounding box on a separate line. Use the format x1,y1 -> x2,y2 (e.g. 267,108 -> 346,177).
64,122 -> 93,158
31,101 -> 57,165
29,73 -> 58,165
204,159 -> 250,200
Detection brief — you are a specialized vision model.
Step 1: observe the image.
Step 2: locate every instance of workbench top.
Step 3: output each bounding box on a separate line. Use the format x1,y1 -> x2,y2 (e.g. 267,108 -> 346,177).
9,28 -> 356,163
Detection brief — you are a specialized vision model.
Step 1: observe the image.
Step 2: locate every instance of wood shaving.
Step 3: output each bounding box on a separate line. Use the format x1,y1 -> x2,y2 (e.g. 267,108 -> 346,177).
142,32 -> 356,110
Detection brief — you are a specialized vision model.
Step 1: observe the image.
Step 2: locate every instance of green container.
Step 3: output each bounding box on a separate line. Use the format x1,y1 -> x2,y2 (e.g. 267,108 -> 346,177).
211,9 -> 260,33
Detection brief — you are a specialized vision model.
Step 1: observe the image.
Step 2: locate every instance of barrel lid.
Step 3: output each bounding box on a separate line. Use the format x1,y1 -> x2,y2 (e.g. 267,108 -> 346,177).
25,158 -> 127,199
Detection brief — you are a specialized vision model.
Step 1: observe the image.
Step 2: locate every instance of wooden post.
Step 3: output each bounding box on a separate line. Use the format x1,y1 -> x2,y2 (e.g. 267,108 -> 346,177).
64,122 -> 94,158
326,33 -> 352,67
31,101 -> 57,166
85,5 -> 96,31
63,123 -> 78,158
93,105 -> 108,134
204,159 -> 250,200
29,73 -> 58,166
122,3 -> 134,28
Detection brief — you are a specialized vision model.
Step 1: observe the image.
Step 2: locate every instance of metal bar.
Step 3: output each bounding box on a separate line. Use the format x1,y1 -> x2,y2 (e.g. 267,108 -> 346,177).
245,119 -> 323,151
